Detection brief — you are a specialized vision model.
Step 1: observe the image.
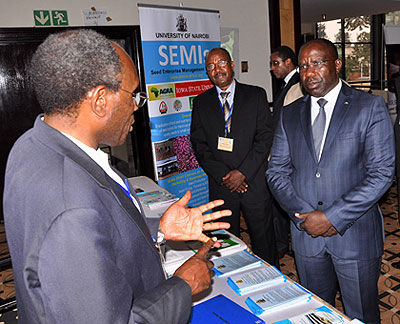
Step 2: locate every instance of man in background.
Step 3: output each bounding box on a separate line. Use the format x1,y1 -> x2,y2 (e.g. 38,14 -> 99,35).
270,45 -> 304,258
270,45 -> 303,126
3,29 -> 231,324
267,39 -> 394,324
191,47 -> 278,267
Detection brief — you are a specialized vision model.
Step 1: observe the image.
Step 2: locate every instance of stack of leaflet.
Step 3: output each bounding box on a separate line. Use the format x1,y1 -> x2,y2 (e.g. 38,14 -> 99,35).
272,305 -> 345,324
137,190 -> 179,210
164,229 -> 247,276
212,250 -> 262,277
245,282 -> 313,316
227,265 -> 287,296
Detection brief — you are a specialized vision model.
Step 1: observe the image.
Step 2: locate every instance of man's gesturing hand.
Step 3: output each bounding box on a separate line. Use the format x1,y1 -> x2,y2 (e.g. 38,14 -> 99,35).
173,238 -> 215,295
160,190 -> 231,247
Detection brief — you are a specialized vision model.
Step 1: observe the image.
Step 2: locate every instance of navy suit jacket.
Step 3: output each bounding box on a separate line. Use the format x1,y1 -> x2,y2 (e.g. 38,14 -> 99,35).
267,84 -> 395,259
3,116 -> 191,324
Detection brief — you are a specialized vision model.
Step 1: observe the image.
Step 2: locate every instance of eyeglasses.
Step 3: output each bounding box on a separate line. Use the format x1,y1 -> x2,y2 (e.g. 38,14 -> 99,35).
120,89 -> 148,107
299,59 -> 336,72
206,60 -> 230,71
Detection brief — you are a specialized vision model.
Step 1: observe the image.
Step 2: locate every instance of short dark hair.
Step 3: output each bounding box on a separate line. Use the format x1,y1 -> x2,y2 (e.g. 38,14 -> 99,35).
271,46 -> 297,66
29,29 -> 122,115
205,47 -> 232,62
300,39 -> 338,60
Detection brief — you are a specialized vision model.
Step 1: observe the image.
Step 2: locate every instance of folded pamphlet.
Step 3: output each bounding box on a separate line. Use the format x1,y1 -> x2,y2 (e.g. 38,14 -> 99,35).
212,250 -> 262,277
245,282 -> 312,316
273,305 -> 345,324
227,265 -> 287,296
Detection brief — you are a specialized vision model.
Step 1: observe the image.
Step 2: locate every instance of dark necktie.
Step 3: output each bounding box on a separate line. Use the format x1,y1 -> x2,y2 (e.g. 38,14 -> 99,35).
312,98 -> 328,159
220,92 -> 231,133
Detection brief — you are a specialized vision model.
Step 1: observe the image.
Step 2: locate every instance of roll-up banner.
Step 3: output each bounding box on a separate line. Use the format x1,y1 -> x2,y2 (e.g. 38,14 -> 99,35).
138,4 -> 220,207
384,25 -> 400,123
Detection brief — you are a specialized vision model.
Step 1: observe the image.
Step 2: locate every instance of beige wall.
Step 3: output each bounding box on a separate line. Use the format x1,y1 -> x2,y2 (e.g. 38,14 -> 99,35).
0,0 -> 272,97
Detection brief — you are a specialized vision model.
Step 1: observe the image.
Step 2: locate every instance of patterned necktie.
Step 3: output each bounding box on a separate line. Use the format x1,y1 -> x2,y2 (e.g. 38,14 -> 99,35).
220,91 -> 231,133
312,98 -> 328,160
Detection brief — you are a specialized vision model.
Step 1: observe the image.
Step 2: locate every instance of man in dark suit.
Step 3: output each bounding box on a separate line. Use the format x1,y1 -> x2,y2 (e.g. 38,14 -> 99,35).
3,29 -> 231,324
191,47 -> 278,267
270,45 -> 302,127
270,45 -> 303,258
267,39 -> 394,324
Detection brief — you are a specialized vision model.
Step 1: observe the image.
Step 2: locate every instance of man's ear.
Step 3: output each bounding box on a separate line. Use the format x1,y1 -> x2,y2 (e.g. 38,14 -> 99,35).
90,85 -> 108,118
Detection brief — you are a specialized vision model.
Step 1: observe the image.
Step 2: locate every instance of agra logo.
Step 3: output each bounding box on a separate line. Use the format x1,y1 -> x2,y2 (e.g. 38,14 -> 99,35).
148,84 -> 175,101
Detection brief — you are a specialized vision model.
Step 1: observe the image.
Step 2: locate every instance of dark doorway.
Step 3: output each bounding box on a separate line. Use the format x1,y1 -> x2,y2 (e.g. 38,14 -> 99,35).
0,26 -> 154,221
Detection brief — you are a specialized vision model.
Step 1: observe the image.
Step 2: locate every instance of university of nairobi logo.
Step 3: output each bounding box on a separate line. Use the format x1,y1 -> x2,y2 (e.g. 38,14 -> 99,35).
176,14 -> 187,32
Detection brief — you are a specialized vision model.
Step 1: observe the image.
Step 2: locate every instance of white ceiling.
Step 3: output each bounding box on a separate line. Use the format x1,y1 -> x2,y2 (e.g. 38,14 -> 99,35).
300,0 -> 400,24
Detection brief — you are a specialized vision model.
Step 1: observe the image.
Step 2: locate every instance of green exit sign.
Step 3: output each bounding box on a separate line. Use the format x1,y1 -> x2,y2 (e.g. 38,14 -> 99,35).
33,10 -> 68,26
33,11 -> 50,26
52,10 -> 68,26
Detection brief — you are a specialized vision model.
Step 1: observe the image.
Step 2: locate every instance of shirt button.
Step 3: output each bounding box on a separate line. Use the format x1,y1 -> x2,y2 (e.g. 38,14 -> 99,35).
316,172 -> 321,178
318,201 -> 323,205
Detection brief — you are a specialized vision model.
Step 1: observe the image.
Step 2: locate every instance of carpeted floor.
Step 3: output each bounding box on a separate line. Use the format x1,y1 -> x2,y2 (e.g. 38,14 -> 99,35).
0,183 -> 399,323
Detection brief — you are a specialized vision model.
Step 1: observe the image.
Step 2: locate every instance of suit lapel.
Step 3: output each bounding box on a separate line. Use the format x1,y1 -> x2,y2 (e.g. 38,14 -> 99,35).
34,116 -> 157,252
231,82 -> 245,135
275,73 -> 300,110
287,72 -> 300,87
208,87 -> 226,135
299,94 -> 318,163
320,85 -> 352,161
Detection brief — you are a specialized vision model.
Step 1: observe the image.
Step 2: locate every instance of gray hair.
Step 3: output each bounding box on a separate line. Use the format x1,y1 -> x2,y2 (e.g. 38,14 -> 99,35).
29,29 -> 122,115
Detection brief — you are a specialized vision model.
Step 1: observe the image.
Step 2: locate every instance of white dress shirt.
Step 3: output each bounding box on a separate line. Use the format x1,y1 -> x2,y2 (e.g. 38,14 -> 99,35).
284,68 -> 298,85
62,133 -> 141,211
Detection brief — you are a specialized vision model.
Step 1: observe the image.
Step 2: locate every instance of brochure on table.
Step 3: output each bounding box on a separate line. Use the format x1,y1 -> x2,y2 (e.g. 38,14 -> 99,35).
193,272 -> 351,324
273,305 -> 345,324
192,259 -> 351,324
127,176 -> 174,218
164,229 -> 248,276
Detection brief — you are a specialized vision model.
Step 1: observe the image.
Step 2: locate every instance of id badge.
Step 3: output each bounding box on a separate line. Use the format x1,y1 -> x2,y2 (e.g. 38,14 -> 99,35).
218,136 -> 234,152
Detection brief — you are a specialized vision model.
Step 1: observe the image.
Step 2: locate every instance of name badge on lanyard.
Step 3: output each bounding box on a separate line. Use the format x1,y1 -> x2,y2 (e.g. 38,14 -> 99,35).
218,136 -> 234,152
